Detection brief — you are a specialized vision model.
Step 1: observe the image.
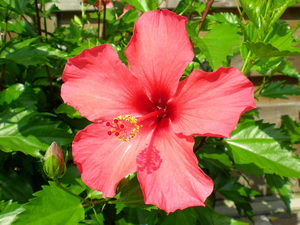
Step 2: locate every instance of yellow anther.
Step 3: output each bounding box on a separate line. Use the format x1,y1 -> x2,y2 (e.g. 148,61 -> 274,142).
106,115 -> 141,142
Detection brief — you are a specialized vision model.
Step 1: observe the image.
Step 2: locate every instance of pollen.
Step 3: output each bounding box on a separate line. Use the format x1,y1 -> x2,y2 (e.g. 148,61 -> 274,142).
106,115 -> 141,141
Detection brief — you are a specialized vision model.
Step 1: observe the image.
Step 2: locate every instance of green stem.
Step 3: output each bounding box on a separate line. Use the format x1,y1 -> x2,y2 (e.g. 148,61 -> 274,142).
241,50 -> 253,75
92,207 -> 102,225
234,0 -> 245,24
254,72 -> 272,95
198,0 -> 214,33
112,2 -> 118,20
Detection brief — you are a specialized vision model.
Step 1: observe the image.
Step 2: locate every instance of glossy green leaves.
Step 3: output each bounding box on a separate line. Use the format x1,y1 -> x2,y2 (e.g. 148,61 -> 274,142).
224,121 -> 300,178
195,23 -> 241,71
13,182 -> 85,225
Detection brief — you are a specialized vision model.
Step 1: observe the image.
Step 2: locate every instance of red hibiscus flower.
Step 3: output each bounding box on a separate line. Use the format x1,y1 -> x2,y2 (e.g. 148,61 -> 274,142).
61,9 -> 256,213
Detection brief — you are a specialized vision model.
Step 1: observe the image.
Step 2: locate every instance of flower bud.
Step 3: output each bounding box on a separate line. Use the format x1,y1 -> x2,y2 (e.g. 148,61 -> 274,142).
44,142 -> 66,180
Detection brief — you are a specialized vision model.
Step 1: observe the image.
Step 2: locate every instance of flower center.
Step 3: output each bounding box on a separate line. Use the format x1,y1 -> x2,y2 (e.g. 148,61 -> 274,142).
106,115 -> 141,142
156,106 -> 168,121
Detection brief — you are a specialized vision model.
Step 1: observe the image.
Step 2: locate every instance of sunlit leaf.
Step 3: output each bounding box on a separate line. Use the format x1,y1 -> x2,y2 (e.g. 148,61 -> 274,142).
0,0 -> 28,15
0,111 -> 73,158
224,120 -> 300,178
0,20 -> 37,37
55,104 -> 82,119
0,200 -> 24,225
245,42 -> 300,59
126,0 -> 157,12
239,0 -> 262,28
13,182 -> 85,225
195,23 -> 241,71
0,84 -> 37,110
260,81 -> 300,99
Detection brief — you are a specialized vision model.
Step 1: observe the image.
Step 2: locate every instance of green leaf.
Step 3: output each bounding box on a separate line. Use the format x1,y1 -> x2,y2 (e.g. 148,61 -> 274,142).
31,43 -> 67,58
252,57 -> 300,82
0,84 -> 38,110
269,0 -> 292,26
69,41 -> 96,57
195,23 -> 241,71
239,0 -> 262,28
13,182 -> 85,225
118,9 -> 138,32
196,144 -> 232,177
0,170 -> 33,203
277,60 -> 300,82
253,57 -> 286,74
174,0 -> 205,16
0,111 -> 73,158
0,40 -> 66,67
239,109 -> 259,123
194,206 -> 248,225
55,104 -> 82,119
59,164 -> 86,196
0,200 -> 24,225
240,23 -> 257,61
86,187 -> 102,200
224,120 -> 300,178
160,207 -> 197,225
235,203 -> 254,223
207,13 -> 239,25
111,175 -> 155,210
0,20 -> 37,37
289,0 -> 300,6
264,22 -> 297,51
69,21 -> 81,39
186,20 -> 200,40
265,174 -> 292,215
115,207 -> 150,225
126,0 -> 157,12
214,176 -> 260,203
245,42 -> 300,59
259,81 -> 300,99
0,0 -> 28,15
280,115 -> 300,144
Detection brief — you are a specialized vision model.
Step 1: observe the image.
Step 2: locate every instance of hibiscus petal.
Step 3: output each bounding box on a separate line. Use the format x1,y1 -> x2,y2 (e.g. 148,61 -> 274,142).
169,67 -> 256,138
125,9 -> 194,104
137,127 -> 213,214
72,122 -> 152,198
61,44 -> 152,122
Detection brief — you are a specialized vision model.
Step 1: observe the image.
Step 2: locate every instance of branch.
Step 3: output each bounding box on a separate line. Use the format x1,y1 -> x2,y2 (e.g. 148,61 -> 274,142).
198,0 -> 214,33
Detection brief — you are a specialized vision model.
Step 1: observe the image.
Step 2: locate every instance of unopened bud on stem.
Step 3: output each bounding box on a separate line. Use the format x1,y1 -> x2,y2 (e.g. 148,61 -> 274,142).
44,142 -> 67,179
